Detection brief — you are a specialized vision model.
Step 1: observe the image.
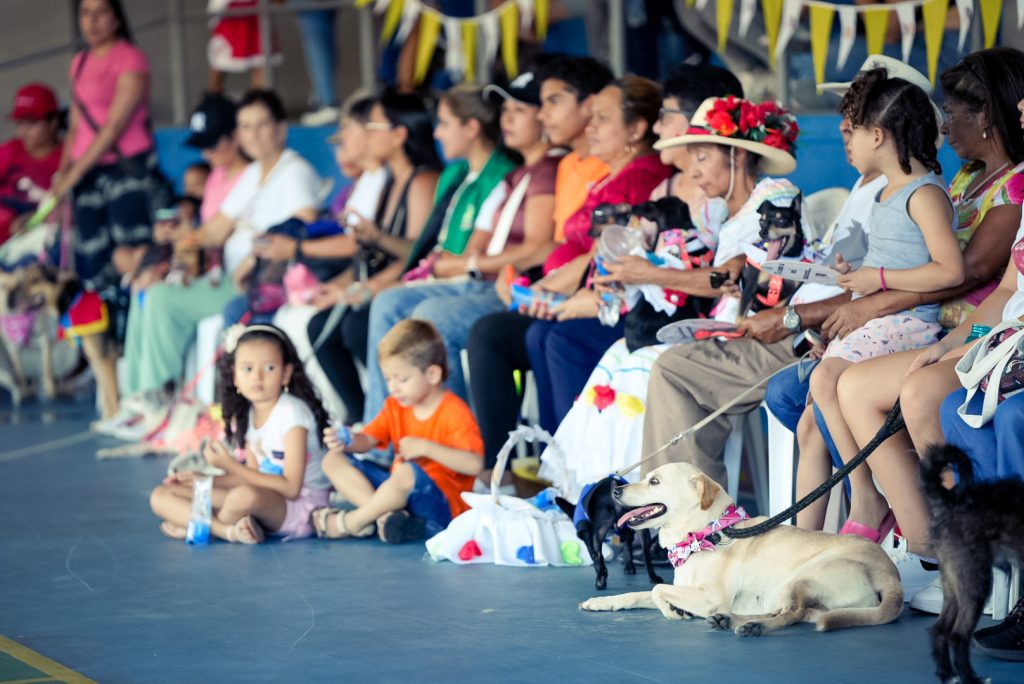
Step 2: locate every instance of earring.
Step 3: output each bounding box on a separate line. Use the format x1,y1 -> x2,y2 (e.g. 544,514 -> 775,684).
983,130 -> 988,140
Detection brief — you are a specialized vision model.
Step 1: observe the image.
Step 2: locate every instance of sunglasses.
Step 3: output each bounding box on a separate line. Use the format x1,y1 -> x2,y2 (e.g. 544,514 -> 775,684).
658,107 -> 693,123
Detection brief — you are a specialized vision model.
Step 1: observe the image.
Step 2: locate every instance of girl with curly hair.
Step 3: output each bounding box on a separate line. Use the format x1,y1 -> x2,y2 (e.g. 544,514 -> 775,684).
150,324 -> 330,543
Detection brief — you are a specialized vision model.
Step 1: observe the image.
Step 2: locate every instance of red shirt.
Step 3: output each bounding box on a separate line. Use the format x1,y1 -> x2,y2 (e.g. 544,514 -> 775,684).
0,138 -> 61,244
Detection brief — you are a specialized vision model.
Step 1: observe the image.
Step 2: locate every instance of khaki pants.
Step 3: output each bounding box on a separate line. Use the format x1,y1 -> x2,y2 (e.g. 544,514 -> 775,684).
641,335 -> 796,486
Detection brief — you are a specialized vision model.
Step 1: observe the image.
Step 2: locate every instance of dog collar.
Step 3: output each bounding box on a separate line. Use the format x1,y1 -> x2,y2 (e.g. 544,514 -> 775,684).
667,504 -> 750,568
573,475 -> 629,529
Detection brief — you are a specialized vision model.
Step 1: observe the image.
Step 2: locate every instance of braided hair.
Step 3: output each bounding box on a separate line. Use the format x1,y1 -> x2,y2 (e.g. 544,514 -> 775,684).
839,67 -> 941,176
216,325 -> 330,450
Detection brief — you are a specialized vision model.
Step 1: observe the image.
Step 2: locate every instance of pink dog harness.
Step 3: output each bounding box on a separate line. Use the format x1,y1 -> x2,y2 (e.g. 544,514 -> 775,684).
667,504 -> 750,568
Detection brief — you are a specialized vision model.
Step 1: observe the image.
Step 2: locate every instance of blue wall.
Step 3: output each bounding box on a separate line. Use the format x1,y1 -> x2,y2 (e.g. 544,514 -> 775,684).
154,114 -> 964,203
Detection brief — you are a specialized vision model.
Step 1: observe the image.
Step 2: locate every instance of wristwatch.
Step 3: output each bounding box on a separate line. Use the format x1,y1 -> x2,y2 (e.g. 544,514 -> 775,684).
782,305 -> 802,331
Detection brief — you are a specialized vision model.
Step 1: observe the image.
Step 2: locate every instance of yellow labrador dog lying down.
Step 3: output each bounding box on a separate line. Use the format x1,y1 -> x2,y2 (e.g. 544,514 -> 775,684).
580,463 -> 903,636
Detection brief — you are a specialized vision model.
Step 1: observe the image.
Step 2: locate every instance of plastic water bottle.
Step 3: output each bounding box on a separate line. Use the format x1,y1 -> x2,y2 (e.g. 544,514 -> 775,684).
594,226 -> 644,326
185,476 -> 213,545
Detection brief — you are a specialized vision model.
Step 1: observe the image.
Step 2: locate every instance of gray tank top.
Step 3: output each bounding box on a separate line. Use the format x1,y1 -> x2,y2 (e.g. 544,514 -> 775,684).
860,172 -> 953,322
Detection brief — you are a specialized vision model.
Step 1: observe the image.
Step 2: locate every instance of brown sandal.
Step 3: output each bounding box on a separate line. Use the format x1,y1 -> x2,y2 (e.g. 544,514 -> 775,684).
311,507 -> 375,539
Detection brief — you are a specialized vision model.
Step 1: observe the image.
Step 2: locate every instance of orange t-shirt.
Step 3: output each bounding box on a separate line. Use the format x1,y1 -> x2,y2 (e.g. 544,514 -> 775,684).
362,391 -> 484,518
553,152 -> 610,242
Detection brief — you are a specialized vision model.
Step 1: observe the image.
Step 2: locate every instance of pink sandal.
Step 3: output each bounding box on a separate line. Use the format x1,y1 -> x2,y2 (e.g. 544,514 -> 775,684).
840,509 -> 896,544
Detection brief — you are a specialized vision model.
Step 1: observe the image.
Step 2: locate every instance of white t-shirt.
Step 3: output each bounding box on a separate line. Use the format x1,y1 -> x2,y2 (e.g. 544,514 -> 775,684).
345,166 -> 388,220
245,393 -> 329,491
1002,219 -> 1024,320
220,149 -> 322,273
790,173 -> 888,306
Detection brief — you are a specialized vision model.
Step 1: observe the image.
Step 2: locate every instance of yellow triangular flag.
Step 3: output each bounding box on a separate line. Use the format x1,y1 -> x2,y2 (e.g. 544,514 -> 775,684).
535,0 -> 550,43
413,11 -> 442,85
762,0 -> 784,69
922,0 -> 951,86
809,5 -> 835,86
687,0 -> 696,7
979,0 -> 1002,48
500,2 -> 520,79
862,7 -> 889,58
380,0 -> 405,46
717,0 -> 735,53
462,20 -> 478,83
354,0 -> 374,8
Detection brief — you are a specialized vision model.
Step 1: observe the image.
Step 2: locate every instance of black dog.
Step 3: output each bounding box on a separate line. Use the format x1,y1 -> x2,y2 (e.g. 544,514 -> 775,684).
921,444 -> 1024,684
720,194 -> 804,321
557,477 -> 664,590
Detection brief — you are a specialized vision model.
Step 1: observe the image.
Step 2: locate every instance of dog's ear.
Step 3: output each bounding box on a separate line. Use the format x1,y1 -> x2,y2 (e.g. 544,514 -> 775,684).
690,474 -> 720,511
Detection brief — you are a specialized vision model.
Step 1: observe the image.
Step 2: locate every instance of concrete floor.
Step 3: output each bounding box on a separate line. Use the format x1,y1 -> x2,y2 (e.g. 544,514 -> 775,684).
0,397 -> 1020,684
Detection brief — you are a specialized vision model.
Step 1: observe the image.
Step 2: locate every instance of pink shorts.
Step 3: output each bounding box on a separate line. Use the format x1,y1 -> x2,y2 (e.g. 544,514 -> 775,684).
273,487 -> 330,541
823,313 -> 941,363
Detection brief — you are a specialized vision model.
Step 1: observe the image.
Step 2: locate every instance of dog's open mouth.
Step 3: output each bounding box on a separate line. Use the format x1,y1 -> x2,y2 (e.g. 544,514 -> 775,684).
617,504 -> 666,528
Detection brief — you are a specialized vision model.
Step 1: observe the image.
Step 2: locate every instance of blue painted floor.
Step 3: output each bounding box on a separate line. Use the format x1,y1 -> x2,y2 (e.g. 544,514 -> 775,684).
1,397 -> 1020,684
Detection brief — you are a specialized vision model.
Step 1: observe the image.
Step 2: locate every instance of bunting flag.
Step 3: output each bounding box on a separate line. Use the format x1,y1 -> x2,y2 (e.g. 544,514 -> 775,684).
462,20 -> 478,82
696,0 -> 711,10
516,0 -> 534,34
809,5 -> 835,86
861,6 -> 890,58
413,11 -> 442,84
379,0 -> 405,46
896,3 -> 917,63
535,0 -> 549,42
762,0 -> 784,69
922,0 -> 951,84
395,0 -> 420,45
738,0 -> 758,38
978,0 -> 1002,48
1019,0 -> 1024,29
444,17 -> 463,79
499,2 -> 520,78
835,6 -> 857,71
479,10 -> 501,82
774,0 -> 802,64
718,0 -> 735,52
955,0 -> 975,52
353,0 -> 373,7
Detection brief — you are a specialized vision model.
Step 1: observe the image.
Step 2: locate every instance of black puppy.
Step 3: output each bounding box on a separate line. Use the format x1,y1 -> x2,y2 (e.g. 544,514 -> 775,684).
723,194 -> 805,320
557,477 -> 663,590
921,444 -> 1024,684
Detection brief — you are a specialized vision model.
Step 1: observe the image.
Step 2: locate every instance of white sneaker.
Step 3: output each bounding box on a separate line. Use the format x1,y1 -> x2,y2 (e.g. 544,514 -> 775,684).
910,576 -> 944,614
300,105 -> 340,127
884,539 -> 939,600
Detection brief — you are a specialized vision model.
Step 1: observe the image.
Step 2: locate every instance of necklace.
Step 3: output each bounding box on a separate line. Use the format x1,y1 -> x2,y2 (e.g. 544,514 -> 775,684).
962,161 -> 1011,202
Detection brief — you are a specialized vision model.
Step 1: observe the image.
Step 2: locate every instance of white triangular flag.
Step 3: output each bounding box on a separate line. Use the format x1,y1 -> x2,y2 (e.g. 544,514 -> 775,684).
444,17 -> 463,78
1018,0 -> 1024,29
896,3 -> 916,63
374,0 -> 389,13
955,0 -> 974,52
395,0 -> 421,46
739,0 -> 757,38
835,6 -> 857,71
516,0 -> 534,33
775,0 -> 803,61
479,11 -> 501,83
696,0 -> 710,10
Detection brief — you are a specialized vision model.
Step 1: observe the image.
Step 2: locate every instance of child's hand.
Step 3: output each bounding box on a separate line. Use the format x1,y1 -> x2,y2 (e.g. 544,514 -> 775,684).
397,437 -> 433,460
718,278 -> 740,298
204,440 -> 236,470
833,253 -> 852,275
836,267 -> 881,296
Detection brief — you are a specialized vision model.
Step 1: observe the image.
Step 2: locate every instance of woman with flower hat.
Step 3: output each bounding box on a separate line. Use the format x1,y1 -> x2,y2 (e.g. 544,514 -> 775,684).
539,91 -> 809,498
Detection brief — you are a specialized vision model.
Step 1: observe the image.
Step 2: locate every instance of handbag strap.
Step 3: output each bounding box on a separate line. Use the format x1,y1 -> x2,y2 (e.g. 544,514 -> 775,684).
71,50 -> 126,164
485,172 -> 532,257
955,321 -> 1024,427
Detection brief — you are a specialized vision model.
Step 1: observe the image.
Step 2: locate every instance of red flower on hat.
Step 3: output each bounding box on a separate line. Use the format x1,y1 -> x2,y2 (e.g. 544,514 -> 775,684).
738,101 -> 765,133
763,128 -> 789,151
707,110 -> 738,137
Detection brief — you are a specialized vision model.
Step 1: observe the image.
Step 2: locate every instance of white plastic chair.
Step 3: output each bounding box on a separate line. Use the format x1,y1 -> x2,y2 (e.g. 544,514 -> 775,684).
992,563 -> 1022,621
723,408 -> 769,514
803,187 -> 851,244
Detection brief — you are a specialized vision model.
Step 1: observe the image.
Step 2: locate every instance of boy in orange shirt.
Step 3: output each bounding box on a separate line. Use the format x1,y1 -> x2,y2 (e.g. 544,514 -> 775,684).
312,320 -> 484,543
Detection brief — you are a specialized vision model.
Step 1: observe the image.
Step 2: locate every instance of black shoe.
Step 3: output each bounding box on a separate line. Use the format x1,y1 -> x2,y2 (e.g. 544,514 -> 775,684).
974,598 -> 1024,661
379,510 -> 426,544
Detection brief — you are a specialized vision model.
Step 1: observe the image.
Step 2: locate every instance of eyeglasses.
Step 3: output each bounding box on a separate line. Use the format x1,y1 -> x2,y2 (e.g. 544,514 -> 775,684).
364,122 -> 394,131
658,107 -> 692,123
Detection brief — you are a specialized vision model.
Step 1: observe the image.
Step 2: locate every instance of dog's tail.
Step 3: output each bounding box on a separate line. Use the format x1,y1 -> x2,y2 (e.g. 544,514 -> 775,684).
554,496 -> 575,521
815,561 -> 904,632
920,444 -> 974,506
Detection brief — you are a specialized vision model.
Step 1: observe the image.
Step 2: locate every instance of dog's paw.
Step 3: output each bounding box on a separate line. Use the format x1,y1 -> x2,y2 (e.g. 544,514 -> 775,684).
734,621 -> 764,637
623,562 -> 637,576
707,613 -> 732,631
580,596 -> 620,612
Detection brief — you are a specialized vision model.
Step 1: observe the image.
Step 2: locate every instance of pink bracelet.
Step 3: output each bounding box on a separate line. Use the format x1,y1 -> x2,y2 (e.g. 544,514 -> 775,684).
879,266 -> 888,292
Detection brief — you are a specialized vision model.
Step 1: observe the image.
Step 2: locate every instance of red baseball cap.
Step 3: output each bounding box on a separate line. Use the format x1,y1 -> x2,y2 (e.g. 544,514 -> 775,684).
10,83 -> 58,120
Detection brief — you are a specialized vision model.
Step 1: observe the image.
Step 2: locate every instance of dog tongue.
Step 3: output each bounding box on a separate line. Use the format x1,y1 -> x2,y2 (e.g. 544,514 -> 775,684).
766,240 -> 782,261
618,505 -> 659,528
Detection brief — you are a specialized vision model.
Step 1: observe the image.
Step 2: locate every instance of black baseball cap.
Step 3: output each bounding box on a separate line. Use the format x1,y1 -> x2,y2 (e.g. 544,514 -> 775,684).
483,72 -> 541,107
185,93 -> 237,149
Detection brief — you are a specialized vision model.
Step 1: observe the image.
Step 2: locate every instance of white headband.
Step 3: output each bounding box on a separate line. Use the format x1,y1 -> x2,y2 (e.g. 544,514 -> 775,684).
223,323 -> 288,354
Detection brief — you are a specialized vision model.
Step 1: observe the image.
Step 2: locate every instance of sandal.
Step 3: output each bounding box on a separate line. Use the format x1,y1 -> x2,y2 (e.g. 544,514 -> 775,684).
840,509 -> 896,544
378,510 -> 427,544
160,521 -> 187,540
226,515 -> 265,544
311,507 -> 375,539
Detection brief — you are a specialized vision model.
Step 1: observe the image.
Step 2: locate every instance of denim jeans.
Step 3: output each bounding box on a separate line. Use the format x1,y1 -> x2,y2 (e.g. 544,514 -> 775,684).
363,279 -> 504,423
290,0 -> 337,107
940,389 -> 1024,482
